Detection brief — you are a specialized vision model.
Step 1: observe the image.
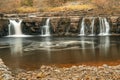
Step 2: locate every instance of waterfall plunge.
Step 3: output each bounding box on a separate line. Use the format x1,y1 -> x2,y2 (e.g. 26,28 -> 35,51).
90,18 -> 95,36
99,17 -> 110,36
41,18 -> 51,36
8,19 -> 23,37
79,18 -> 85,36
79,17 -> 95,36
79,17 -> 110,36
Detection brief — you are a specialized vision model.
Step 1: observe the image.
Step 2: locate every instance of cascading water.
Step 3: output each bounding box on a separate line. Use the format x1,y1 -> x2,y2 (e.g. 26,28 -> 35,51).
104,18 -> 110,35
41,18 -> 51,36
8,19 -> 23,36
78,17 -> 110,36
79,18 -> 85,36
9,20 -> 22,35
90,18 -> 95,36
99,17 -> 110,36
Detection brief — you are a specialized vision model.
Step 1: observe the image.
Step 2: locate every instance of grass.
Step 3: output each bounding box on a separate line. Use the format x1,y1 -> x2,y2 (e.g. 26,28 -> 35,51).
17,7 -> 38,13
16,4 -> 96,13
45,4 -> 96,12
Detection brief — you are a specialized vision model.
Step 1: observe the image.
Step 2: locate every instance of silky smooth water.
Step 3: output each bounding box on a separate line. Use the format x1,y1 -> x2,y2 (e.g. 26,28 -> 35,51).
8,20 -> 23,36
0,36 -> 120,70
79,18 -> 85,36
41,18 -> 51,36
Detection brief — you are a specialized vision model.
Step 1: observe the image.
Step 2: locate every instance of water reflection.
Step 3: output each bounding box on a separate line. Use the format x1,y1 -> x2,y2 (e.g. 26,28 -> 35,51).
0,36 -> 120,70
79,37 -> 96,60
91,37 -> 95,56
41,37 -> 51,61
99,37 -> 110,56
9,38 -> 23,56
24,38 -> 96,51
80,37 -> 85,58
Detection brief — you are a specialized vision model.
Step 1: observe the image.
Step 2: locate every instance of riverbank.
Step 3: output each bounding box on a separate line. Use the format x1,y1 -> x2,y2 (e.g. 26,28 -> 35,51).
14,65 -> 120,80
0,58 -> 120,80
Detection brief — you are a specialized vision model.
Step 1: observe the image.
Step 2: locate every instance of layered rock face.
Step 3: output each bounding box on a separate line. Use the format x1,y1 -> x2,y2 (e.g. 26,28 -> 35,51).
0,14 -> 120,36
0,19 -> 9,36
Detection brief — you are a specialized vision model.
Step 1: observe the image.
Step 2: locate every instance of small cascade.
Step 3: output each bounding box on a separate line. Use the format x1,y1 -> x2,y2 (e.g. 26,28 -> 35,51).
90,18 -> 95,36
99,17 -> 110,36
79,18 -> 85,36
41,18 -> 51,36
8,19 -> 23,36
104,18 -> 110,35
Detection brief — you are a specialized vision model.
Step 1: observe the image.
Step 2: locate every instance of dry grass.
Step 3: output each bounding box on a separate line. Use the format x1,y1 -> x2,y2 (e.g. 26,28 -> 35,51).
17,7 -> 38,13
0,0 -> 119,14
45,4 -> 96,12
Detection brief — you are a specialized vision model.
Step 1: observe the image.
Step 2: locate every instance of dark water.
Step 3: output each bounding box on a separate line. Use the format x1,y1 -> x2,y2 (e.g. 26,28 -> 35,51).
0,36 -> 120,70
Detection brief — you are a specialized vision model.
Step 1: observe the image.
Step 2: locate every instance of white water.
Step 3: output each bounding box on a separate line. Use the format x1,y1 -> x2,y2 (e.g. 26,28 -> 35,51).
8,20 -> 32,37
79,18 -> 85,36
99,17 -> 110,36
90,18 -> 95,36
41,18 -> 51,36
9,20 -> 22,35
104,18 -> 110,35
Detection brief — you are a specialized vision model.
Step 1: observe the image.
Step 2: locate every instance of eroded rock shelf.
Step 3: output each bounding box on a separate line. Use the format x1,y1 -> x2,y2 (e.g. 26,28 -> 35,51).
0,13 -> 120,37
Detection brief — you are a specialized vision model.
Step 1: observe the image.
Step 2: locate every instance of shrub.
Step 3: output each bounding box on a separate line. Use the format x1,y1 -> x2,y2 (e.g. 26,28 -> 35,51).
92,0 -> 120,9
92,0 -> 110,9
43,0 -> 76,7
21,0 -> 33,7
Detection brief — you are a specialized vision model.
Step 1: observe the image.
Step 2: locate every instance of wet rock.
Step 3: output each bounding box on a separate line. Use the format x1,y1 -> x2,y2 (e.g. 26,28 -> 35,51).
69,17 -> 80,33
56,18 -> 71,35
0,15 -> 120,36
50,17 -> 61,33
22,18 -> 47,35
0,19 -> 9,37
116,17 -> 120,33
0,13 -> 4,19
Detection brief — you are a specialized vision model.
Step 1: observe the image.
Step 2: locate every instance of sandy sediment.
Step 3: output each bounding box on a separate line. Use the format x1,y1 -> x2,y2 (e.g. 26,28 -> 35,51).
0,58 -> 120,80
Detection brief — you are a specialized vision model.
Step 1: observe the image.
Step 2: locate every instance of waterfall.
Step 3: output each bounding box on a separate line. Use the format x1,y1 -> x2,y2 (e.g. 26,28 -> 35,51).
90,18 -> 95,36
8,19 -> 23,36
41,18 -> 51,36
104,18 -> 110,35
99,17 -> 103,35
79,18 -> 85,36
99,17 -> 110,36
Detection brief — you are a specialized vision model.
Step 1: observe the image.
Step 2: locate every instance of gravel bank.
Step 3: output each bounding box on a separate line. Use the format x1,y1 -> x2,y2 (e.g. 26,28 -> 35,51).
0,58 -> 120,80
14,65 -> 120,80
0,59 -> 13,80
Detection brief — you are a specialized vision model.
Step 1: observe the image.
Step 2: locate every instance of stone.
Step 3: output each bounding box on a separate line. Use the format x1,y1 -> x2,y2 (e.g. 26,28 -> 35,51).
37,72 -> 45,78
